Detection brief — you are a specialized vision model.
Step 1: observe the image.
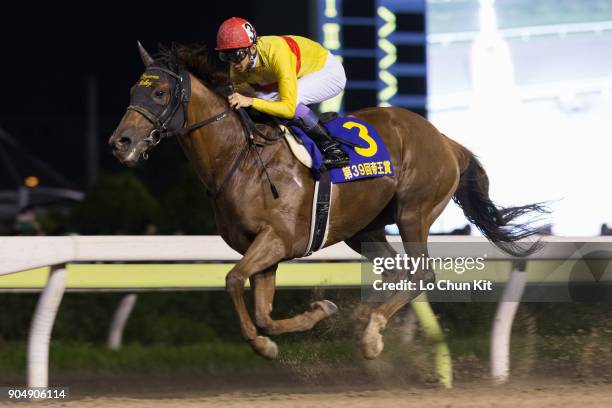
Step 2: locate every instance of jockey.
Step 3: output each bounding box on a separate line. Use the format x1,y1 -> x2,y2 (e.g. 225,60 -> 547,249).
215,17 -> 350,168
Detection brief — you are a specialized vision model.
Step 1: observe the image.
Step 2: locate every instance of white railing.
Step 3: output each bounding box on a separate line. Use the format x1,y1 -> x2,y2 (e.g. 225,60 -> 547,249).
1,235 -> 610,388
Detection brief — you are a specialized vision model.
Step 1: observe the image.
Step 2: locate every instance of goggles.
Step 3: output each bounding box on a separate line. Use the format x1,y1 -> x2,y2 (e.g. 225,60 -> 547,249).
219,48 -> 249,63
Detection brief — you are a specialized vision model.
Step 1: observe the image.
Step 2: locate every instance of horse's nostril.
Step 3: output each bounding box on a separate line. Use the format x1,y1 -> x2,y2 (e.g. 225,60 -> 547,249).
114,136 -> 132,151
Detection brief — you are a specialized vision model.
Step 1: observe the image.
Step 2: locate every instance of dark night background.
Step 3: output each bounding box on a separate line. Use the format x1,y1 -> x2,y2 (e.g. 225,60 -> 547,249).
0,0 -> 313,191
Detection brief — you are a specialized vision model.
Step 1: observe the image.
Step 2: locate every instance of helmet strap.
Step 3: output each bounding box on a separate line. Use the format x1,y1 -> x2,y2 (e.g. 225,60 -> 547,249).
248,45 -> 257,69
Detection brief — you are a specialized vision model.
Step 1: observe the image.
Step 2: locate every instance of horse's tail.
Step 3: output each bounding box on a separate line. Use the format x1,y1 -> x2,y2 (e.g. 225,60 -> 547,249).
452,145 -> 549,257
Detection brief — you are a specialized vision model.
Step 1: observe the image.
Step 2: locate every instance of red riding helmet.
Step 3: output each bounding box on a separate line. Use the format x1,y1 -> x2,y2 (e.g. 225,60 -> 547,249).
215,17 -> 257,51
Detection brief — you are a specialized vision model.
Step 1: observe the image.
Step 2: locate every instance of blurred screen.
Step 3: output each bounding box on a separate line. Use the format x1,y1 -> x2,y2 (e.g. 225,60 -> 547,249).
426,0 -> 612,236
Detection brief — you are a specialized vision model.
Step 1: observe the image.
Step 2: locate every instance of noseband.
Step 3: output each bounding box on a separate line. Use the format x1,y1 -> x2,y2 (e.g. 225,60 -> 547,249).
126,64 -> 231,152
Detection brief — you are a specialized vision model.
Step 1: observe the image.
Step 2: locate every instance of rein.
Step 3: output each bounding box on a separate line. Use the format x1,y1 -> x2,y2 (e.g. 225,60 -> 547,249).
126,62 -> 279,200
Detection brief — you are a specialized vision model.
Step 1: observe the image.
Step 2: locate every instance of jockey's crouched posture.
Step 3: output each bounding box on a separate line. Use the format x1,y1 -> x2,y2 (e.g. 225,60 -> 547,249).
216,17 -> 350,168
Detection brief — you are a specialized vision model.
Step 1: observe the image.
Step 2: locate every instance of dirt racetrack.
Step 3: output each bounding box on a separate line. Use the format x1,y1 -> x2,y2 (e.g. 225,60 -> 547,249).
8,377 -> 612,408
11,384 -> 612,408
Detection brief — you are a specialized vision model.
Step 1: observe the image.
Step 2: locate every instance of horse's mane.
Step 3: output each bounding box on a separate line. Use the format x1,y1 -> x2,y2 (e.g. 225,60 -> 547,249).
157,42 -> 281,136
158,43 -> 230,96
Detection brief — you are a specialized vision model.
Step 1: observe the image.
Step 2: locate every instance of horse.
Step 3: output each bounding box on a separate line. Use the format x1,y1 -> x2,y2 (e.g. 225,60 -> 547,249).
109,43 -> 547,360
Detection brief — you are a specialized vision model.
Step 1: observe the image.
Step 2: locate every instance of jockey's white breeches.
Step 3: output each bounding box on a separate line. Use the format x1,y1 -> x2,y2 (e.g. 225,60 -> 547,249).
254,51 -> 346,105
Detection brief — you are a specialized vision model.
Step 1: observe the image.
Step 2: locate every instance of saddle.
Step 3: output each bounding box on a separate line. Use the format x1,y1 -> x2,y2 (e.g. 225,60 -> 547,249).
246,109 -> 339,169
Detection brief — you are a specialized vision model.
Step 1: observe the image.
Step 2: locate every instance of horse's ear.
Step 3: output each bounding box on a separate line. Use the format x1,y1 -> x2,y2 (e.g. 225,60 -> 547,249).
137,41 -> 154,67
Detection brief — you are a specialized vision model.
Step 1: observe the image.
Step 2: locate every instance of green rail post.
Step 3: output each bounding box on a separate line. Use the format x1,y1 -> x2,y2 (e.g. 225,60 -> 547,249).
411,297 -> 453,388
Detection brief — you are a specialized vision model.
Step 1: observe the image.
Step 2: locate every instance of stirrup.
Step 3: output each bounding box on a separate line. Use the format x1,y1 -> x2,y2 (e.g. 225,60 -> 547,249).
323,156 -> 350,169
322,146 -> 350,168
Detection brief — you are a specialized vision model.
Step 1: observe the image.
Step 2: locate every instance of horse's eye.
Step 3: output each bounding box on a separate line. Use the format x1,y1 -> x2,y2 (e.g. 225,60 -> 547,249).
155,90 -> 166,97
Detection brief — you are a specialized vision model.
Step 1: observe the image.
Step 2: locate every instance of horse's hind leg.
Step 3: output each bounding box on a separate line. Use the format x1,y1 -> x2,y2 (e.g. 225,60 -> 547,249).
250,265 -> 338,336
346,213 -> 437,359
344,228 -> 397,329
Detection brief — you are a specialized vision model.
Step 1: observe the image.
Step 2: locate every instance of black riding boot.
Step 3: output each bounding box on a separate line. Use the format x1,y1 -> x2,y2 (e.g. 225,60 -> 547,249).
305,123 -> 350,169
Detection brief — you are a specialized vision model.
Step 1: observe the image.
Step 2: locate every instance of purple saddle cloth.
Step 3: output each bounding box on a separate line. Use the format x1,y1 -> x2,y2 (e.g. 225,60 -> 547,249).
290,117 -> 394,183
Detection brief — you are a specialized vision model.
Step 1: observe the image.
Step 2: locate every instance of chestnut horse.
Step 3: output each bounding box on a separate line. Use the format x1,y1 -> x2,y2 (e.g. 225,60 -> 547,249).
109,43 -> 546,360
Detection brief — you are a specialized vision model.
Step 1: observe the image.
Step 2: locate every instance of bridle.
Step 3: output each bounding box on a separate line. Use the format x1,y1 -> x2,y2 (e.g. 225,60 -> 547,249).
126,63 -> 231,157
124,59 -> 279,199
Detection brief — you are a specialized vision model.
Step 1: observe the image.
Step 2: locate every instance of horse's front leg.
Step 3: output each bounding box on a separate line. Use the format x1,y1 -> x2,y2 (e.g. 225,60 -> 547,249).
225,227 -> 289,359
251,266 -> 338,335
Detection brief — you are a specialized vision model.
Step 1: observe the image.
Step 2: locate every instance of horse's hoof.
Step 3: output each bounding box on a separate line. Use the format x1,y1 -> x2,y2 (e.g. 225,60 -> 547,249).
311,300 -> 339,317
250,336 -> 279,360
360,312 -> 387,360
